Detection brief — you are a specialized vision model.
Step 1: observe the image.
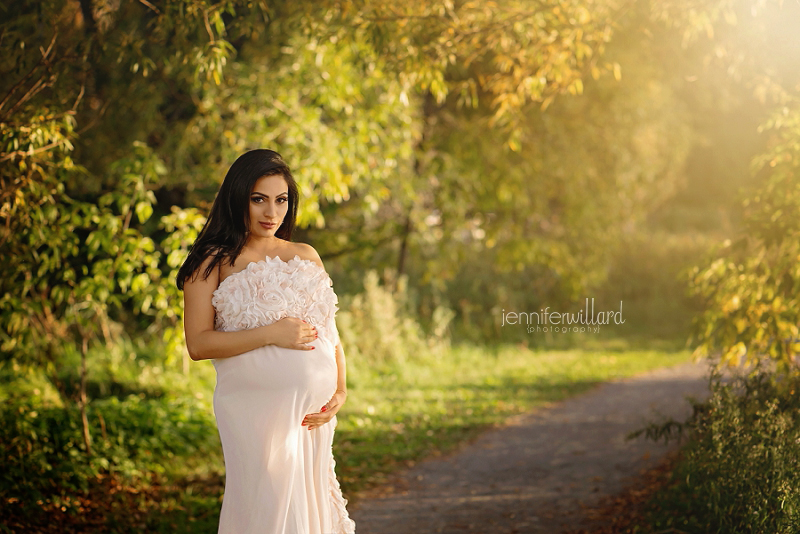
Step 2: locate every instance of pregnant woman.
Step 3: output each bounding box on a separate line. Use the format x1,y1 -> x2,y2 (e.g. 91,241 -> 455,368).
177,149 -> 356,533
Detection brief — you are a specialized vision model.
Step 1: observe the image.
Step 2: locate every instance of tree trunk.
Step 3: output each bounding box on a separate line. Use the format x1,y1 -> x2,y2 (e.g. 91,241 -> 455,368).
78,0 -> 96,34
394,90 -> 437,292
396,211 -> 412,292
80,335 -> 92,455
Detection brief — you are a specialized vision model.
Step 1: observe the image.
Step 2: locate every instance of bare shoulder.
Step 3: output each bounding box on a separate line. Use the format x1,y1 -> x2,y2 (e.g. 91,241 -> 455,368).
291,242 -> 325,270
186,251 -> 222,289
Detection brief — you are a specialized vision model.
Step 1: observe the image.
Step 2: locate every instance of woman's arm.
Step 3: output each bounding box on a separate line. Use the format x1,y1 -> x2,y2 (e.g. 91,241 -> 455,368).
183,255 -> 317,361
333,341 -> 348,396
292,242 -> 348,429
303,341 -> 348,430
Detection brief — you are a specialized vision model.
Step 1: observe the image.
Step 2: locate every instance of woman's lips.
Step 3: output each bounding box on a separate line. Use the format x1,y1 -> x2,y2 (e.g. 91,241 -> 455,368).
260,222 -> 276,229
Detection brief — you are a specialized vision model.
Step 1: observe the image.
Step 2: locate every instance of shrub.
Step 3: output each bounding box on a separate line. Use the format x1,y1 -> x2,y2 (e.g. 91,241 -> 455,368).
635,362 -> 800,533
1,395 -> 218,515
336,270 -> 453,377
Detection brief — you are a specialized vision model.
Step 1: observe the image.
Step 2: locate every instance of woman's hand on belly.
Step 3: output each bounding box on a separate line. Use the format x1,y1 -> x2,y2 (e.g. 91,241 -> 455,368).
265,317 -> 318,350
301,389 -> 347,430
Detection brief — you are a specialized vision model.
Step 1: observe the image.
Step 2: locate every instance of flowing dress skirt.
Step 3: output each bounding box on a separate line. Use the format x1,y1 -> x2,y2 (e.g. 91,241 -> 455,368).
213,335 -> 354,533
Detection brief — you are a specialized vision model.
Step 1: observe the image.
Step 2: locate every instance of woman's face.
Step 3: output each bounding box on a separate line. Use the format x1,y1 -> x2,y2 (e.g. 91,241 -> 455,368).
248,174 -> 290,239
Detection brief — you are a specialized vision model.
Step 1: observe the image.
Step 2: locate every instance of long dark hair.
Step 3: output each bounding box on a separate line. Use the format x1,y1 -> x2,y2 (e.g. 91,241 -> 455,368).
176,149 -> 299,290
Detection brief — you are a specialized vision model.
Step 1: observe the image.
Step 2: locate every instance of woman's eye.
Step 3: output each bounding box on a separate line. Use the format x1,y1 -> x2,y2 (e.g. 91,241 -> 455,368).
251,197 -> 263,203
277,197 -> 288,204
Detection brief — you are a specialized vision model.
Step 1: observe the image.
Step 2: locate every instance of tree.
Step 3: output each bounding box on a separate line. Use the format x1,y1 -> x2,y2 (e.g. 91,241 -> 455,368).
689,98 -> 800,374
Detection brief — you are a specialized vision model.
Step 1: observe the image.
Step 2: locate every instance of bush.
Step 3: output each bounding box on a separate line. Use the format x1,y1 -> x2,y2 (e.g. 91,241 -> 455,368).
637,362 -> 800,533
1,395 -> 218,515
336,270 -> 453,377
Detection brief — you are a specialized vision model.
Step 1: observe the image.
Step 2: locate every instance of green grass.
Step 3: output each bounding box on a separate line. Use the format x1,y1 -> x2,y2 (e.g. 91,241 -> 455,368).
2,340 -> 694,532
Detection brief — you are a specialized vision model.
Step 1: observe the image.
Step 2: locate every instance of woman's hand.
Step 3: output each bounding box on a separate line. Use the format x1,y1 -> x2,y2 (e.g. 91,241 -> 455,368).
302,389 -> 347,430
268,317 -> 318,350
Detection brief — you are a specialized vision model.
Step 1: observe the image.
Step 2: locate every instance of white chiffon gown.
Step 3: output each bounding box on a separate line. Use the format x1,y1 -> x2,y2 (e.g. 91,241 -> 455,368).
210,255 -> 356,534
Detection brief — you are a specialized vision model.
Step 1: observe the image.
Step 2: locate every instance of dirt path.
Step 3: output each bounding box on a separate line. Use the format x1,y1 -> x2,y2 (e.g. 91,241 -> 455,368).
348,359 -> 714,534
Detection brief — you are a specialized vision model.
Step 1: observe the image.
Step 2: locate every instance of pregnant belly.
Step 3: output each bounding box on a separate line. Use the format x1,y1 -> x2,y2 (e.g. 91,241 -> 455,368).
213,337 -> 338,412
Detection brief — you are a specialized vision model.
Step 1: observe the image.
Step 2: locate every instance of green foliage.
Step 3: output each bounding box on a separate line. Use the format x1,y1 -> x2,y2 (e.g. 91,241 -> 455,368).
336,271 -> 453,378
156,206 -> 208,367
638,364 -> 800,533
1,395 -> 218,514
0,0 -> 636,386
344,0 -> 622,119
596,231 -> 711,341
689,99 -> 800,373
318,3 -> 702,337
1,0 -> 757,387
173,24 -> 420,228
0,139 -> 205,397
1,142 -> 162,367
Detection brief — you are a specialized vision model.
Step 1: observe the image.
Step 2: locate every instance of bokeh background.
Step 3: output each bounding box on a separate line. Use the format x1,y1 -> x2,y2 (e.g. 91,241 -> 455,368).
3,0 -> 800,531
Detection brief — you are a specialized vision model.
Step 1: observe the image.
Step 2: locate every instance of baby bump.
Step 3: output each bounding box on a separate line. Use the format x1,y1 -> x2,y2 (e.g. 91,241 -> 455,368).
213,338 -> 337,405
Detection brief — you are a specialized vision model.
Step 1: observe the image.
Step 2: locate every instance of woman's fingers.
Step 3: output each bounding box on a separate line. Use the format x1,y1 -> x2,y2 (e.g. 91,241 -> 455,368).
301,403 -> 340,429
301,328 -> 317,349
302,413 -> 332,430
293,319 -> 317,349
300,320 -> 318,344
302,392 -> 346,429
274,318 -> 317,350
300,320 -> 317,336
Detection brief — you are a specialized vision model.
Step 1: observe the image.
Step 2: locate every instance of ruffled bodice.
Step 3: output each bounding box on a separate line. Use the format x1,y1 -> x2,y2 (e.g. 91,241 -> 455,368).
211,254 -> 340,348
